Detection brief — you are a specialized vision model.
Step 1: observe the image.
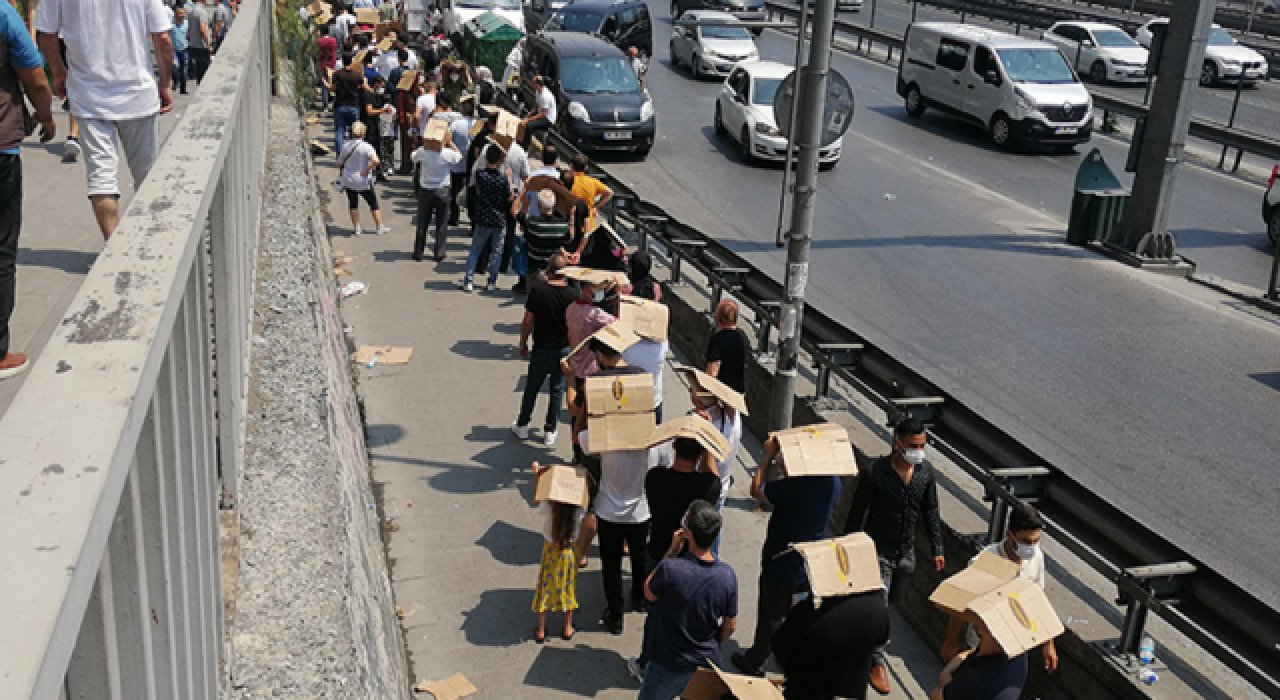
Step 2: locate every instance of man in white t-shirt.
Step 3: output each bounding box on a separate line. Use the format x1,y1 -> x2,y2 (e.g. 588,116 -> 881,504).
36,0 -> 174,240
447,100 -> 476,226
939,503 -> 1058,674
414,80 -> 437,133
519,74 -> 557,151
410,130 -> 462,261
333,6 -> 356,46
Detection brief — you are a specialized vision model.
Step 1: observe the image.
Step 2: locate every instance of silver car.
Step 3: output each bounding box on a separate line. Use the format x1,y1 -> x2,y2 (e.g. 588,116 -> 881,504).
670,10 -> 760,79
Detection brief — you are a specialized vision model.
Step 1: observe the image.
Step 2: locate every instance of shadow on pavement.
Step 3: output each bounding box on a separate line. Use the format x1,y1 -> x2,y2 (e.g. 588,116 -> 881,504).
522,644 -> 631,696
366,423 -> 405,448
452,339 -> 519,361
476,520 -> 544,567
17,247 -> 98,274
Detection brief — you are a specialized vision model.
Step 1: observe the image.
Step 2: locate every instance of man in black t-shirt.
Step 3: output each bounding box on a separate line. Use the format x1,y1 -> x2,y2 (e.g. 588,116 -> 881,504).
705,299 -> 750,394
361,75 -> 392,180
773,590 -> 889,700
515,253 -> 579,444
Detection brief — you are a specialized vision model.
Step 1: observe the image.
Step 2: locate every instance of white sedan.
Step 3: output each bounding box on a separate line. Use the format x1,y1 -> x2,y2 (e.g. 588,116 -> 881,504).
1134,19 -> 1269,86
1042,21 -> 1149,83
713,60 -> 842,166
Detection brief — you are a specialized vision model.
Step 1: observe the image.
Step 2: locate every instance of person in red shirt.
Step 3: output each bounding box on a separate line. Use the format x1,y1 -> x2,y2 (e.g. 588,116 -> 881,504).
315,24 -> 338,110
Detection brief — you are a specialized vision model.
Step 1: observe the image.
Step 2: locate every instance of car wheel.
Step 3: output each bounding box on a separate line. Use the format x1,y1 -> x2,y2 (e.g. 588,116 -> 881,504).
819,158 -> 838,171
739,126 -> 753,162
670,41 -> 679,67
1268,206 -> 1280,246
1053,143 -> 1076,155
1090,60 -> 1108,83
1200,61 -> 1217,86
691,53 -> 702,78
990,113 -> 1014,149
905,84 -> 925,117
714,102 -> 727,137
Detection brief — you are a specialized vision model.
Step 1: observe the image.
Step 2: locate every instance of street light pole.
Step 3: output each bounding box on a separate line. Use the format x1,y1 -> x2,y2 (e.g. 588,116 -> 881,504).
768,0 -> 838,432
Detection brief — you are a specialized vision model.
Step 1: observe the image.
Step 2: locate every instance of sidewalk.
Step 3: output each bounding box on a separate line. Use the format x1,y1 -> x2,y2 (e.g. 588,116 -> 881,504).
306,117 -> 943,698
1,100 -> 190,415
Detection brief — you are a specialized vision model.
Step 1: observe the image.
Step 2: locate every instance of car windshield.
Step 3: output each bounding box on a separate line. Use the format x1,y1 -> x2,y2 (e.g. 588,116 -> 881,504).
996,48 -> 1076,83
1093,29 -> 1138,47
700,25 -> 751,40
545,9 -> 603,31
560,57 -> 640,93
1208,27 -> 1235,46
457,0 -> 520,9
752,77 -> 783,105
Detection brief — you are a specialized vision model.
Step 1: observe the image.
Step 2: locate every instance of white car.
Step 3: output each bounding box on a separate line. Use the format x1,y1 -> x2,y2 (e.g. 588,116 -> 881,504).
1134,19 -> 1269,86
714,60 -> 842,166
1265,164 -> 1279,246
1042,21 -> 1148,83
670,10 -> 759,79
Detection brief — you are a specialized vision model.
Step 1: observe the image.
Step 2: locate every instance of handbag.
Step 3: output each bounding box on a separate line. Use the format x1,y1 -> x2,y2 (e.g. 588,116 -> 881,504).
332,142 -> 357,192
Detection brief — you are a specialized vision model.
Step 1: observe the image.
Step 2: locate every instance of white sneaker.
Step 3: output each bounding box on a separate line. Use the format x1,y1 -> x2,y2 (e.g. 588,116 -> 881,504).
463,281 -> 474,293
63,138 -> 80,162
625,656 -> 645,684
376,225 -> 391,235
485,283 -> 497,292
353,226 -> 363,236
543,430 -> 558,447
454,279 -> 474,292
511,422 -> 530,440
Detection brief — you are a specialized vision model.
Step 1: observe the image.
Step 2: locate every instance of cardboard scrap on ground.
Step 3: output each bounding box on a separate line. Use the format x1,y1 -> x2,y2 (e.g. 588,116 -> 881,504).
786,532 -> 883,601
306,116 -> 321,125
617,293 -> 667,341
414,673 -> 476,700
535,464 -> 590,509
645,414 -> 731,462
673,364 -> 748,415
352,346 -> 413,365
309,139 -> 330,155
334,267 -> 351,276
930,552 -> 1063,657
771,423 -> 858,477
680,664 -> 785,699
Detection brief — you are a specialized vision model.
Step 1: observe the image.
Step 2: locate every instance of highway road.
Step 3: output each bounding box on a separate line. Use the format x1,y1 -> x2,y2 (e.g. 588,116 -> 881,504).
813,0 -> 1280,139
601,6 -> 1280,609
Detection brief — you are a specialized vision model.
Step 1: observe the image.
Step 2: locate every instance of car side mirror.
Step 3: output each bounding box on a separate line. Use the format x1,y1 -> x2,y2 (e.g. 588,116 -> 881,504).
984,70 -> 1001,86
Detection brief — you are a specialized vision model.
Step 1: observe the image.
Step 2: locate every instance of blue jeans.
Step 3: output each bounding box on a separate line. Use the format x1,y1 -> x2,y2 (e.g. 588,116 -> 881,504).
334,105 -> 360,152
517,345 -> 569,433
173,49 -> 189,93
465,225 -> 505,285
637,661 -> 697,700
511,234 -> 528,276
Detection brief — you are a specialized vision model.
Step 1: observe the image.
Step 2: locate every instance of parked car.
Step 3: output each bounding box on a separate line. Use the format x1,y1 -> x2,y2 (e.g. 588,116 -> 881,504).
898,23 -> 1093,150
1134,19 -> 1269,86
714,60 -> 843,166
542,0 -> 653,56
671,0 -> 766,35
1266,164 -> 1279,246
670,10 -> 760,78
520,32 -> 656,156
440,0 -> 526,40
1042,21 -> 1149,83
524,0 -> 570,31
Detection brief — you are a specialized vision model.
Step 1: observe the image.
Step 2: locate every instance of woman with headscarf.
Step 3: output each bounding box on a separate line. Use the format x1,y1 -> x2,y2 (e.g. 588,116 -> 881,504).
626,249 -> 661,302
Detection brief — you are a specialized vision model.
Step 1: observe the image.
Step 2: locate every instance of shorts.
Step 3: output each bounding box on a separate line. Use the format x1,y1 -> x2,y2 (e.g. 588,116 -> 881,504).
345,186 -> 379,210
79,115 -> 159,198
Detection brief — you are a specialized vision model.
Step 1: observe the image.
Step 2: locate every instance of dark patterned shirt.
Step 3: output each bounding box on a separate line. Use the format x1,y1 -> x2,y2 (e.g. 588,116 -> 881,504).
472,167 -> 511,229
844,455 -> 944,561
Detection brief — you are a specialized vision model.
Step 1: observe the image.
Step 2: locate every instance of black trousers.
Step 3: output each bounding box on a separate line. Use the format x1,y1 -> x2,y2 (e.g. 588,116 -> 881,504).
521,116 -> 553,150
597,517 -> 649,617
0,154 -> 20,358
190,48 -> 212,84
743,569 -> 804,669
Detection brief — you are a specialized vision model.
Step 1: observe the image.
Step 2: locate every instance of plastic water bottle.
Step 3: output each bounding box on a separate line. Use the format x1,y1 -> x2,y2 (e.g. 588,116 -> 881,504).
1139,668 -> 1158,685
1139,634 -> 1156,665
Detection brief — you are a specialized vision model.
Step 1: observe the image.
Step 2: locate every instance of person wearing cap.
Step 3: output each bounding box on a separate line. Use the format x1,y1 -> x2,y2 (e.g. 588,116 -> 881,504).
514,251 -> 578,445
705,299 -> 750,394
939,503 -> 1057,676
732,432 -> 841,679
843,417 -> 945,695
637,499 -> 737,699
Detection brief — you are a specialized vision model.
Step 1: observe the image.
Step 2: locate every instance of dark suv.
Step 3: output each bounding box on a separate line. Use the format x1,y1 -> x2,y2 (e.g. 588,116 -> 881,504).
671,0 -> 765,33
520,32 -> 656,157
540,0 -> 653,56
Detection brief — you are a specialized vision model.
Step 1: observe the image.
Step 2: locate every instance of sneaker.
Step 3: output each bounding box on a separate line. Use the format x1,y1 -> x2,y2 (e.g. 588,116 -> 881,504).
454,279 -> 474,292
376,225 -> 391,235
485,283 -> 497,292
600,608 -> 624,635
511,422 -> 530,440
63,137 -> 80,162
625,657 -> 646,684
543,430 -> 558,446
463,281 -> 474,293
0,352 -> 29,380
353,226 -> 363,236
731,651 -> 765,678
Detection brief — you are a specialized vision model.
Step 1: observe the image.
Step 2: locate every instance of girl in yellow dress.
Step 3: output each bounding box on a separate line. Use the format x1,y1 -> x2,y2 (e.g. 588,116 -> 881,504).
532,468 -> 583,643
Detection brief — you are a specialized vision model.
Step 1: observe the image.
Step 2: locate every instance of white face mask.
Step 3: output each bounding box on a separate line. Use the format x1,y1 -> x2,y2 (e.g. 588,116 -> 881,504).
1013,541 -> 1038,560
899,445 -> 926,465
450,74 -> 460,82
375,87 -> 385,94
591,289 -> 606,302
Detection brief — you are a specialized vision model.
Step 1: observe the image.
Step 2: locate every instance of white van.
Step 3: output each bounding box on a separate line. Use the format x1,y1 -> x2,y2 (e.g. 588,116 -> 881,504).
440,0 -> 526,41
897,22 -> 1093,151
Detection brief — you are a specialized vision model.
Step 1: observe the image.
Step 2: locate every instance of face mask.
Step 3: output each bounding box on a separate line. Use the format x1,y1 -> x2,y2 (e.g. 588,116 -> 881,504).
591,289 -> 606,303
1013,541 -> 1038,560
450,74 -> 460,82
375,87 -> 385,94
900,445 -> 926,465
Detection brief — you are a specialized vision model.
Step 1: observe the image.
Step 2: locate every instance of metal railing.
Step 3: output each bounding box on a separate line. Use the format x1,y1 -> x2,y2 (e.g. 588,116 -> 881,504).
0,0 -> 270,696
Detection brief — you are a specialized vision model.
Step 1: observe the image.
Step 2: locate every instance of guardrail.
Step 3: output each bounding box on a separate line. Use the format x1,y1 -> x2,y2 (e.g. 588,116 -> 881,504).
0,0 -> 270,696
764,0 -> 1280,165
495,79 -> 1280,696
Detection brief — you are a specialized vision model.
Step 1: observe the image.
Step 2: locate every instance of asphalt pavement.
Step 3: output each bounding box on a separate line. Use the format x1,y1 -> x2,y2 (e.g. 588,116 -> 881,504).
601,4 -> 1280,612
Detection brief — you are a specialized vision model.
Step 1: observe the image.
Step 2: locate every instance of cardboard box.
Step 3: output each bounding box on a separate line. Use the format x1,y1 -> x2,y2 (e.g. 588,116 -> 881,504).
375,21 -> 406,40
680,665 -> 785,700
645,414 -> 732,462
415,673 -> 477,700
618,294 -> 669,341
585,373 -> 655,415
422,117 -> 448,151
352,49 -> 368,70
569,320 -> 641,362
771,423 -> 858,477
930,553 -> 1062,656
396,69 -> 418,92
492,109 -> 520,149
355,7 -> 380,24
535,464 -> 590,509
562,266 -> 631,288
587,412 -> 657,453
787,532 -> 883,600
377,37 -> 394,52
674,364 -> 748,415
351,346 -> 412,365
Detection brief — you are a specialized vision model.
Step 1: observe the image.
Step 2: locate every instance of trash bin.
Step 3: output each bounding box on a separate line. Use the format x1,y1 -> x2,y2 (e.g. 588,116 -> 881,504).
1066,148 -> 1130,246
461,11 -> 524,83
